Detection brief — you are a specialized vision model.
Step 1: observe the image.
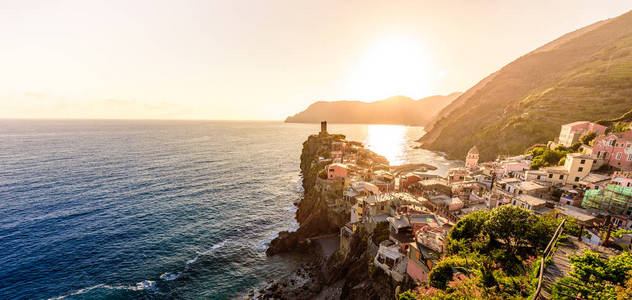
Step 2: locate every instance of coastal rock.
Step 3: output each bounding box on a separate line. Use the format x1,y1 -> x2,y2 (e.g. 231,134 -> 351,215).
266,133 -> 351,256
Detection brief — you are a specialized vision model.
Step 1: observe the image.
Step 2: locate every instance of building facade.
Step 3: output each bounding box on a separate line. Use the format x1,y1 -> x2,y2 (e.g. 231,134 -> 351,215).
558,121 -> 607,147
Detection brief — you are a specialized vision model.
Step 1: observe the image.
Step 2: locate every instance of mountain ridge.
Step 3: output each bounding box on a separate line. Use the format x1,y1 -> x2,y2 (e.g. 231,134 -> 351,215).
420,10 -> 632,161
285,92 -> 462,126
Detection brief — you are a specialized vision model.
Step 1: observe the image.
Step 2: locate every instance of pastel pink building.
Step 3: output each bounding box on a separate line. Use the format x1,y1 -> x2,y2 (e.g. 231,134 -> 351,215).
331,141 -> 345,160
592,130 -> 632,171
558,121 -> 607,147
502,161 -> 530,176
327,163 -> 349,179
612,171 -> 632,188
447,168 -> 467,184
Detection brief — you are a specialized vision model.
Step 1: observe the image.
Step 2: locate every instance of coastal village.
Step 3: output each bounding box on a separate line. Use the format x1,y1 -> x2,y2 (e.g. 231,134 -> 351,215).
256,120 -> 632,299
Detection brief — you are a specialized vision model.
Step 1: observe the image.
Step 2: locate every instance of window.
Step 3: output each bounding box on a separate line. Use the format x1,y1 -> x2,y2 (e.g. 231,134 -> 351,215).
559,175 -> 564,180
537,175 -> 541,180
578,167 -> 583,172
628,154 -> 632,161
575,176 -> 579,182
617,153 -> 622,160
549,174 -> 553,179
580,159 -> 585,164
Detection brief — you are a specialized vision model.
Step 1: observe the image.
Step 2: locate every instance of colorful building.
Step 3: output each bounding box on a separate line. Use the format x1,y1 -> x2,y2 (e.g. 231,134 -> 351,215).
327,163 -> 349,179
592,130 -> 632,171
331,141 -> 345,160
558,121 -> 607,147
612,171 -> 632,188
465,146 -> 479,170
564,153 -> 595,184
447,168 -> 467,184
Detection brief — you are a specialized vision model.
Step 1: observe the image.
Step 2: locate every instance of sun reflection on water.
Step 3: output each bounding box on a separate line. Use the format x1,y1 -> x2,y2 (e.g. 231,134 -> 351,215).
364,125 -> 407,165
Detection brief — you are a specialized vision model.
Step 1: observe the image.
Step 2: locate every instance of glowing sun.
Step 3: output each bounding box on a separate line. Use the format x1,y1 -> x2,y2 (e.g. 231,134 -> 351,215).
346,36 -> 431,100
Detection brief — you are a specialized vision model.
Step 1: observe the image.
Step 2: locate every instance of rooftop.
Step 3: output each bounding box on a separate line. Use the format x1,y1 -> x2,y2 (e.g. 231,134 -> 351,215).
543,166 -> 569,175
562,121 -> 591,127
581,173 -> 611,184
558,206 -> 599,223
499,178 -> 522,184
518,180 -> 547,191
409,214 -> 442,227
516,194 -> 547,206
328,162 -> 349,169
567,153 -> 594,160
387,215 -> 410,229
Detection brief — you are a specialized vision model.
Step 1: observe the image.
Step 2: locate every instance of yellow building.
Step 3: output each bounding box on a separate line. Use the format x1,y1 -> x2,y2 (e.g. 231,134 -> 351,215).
564,153 -> 595,184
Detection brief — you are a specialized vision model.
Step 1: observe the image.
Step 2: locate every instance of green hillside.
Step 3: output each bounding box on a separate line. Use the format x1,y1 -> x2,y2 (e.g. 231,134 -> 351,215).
420,10 -> 632,161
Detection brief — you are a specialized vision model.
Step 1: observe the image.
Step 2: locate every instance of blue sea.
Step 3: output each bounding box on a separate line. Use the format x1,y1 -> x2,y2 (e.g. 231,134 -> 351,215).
0,120 -> 459,299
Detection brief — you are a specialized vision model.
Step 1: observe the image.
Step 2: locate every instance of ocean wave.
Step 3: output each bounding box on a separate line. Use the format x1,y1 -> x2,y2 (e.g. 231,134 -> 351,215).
257,233 -> 278,252
160,272 -> 181,281
186,239 -> 230,266
47,282 -> 151,300
283,205 -> 298,213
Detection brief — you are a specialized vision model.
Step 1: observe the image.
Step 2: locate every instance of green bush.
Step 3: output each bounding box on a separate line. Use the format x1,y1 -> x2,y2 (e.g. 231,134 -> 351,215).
529,146 -> 570,169
371,222 -> 390,245
551,251 -> 632,299
579,131 -> 597,145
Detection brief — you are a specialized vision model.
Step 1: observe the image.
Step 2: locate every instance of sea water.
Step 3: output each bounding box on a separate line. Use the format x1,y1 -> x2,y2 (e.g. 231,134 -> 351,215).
0,120 -> 460,299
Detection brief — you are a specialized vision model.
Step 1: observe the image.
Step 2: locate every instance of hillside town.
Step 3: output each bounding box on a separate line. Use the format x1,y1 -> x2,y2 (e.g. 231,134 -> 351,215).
313,120 -> 631,294
254,120 -> 632,299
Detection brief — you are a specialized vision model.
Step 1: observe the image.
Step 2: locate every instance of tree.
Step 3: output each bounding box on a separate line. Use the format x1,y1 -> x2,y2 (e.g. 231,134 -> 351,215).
579,130 -> 597,145
613,122 -> 630,133
551,251 -> 632,299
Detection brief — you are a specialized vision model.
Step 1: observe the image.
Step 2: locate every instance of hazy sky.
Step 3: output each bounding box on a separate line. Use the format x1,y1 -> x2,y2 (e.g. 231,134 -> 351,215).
1,0 -> 631,120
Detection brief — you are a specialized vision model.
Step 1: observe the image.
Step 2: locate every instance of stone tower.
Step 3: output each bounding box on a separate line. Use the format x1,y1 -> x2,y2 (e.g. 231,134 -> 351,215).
320,121 -> 328,135
465,145 -> 479,170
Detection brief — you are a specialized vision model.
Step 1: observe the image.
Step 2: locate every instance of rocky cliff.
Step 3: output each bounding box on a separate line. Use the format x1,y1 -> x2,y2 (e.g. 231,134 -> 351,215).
266,133 -> 349,256
259,132 -> 407,299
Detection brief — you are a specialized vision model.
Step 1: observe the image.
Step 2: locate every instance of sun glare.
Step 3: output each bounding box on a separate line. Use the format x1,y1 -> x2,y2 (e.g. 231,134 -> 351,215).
346,36 -> 431,100
365,124 -> 407,165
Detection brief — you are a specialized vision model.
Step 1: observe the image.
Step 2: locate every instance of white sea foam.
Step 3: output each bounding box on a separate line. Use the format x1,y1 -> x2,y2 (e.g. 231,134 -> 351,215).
257,233 -> 277,252
283,205 -> 298,213
185,239 -> 229,266
186,256 -> 198,265
134,280 -> 156,291
160,272 -> 181,281
48,283 -> 139,300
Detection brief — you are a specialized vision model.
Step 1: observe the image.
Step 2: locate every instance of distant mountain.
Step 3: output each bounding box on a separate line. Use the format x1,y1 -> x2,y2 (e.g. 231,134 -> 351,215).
285,93 -> 462,126
420,10 -> 632,161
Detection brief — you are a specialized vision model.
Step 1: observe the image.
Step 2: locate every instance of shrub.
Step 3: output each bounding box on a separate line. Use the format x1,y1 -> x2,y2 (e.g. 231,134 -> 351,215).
579,131 -> 597,145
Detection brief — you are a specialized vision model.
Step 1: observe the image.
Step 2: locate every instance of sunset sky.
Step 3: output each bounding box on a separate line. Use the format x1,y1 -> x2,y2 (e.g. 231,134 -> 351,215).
1,0 -> 631,120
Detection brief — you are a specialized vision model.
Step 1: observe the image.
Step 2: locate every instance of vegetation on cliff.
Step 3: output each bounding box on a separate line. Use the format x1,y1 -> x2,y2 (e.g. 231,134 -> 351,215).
285,93 -> 461,126
399,206 -> 581,299
420,10 -> 632,161
551,251 -> 632,299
